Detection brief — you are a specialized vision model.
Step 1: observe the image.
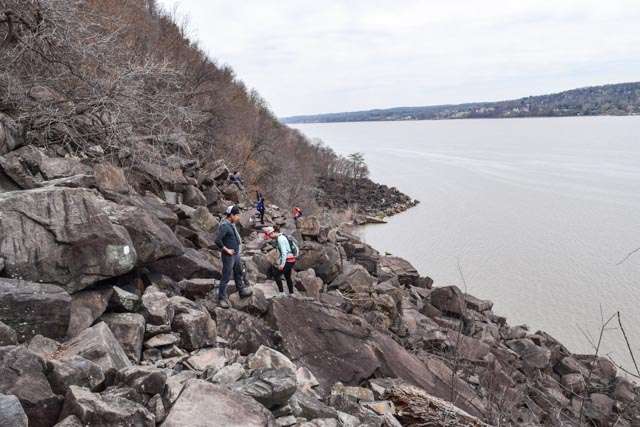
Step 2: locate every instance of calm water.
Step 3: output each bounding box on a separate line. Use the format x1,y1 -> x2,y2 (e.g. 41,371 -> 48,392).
293,117 -> 640,371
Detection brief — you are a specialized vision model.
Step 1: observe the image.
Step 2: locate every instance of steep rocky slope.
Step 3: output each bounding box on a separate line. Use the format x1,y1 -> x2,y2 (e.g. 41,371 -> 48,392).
0,139 -> 638,426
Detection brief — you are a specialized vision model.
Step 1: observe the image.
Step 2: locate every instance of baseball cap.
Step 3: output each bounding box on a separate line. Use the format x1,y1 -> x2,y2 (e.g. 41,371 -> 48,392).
225,205 -> 240,216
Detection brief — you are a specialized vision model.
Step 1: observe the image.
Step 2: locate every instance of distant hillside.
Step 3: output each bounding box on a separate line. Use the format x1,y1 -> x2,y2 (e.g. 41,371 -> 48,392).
283,82 -> 640,123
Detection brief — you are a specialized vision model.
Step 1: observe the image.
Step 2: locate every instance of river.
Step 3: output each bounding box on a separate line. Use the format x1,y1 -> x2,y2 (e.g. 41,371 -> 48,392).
292,116 -> 640,372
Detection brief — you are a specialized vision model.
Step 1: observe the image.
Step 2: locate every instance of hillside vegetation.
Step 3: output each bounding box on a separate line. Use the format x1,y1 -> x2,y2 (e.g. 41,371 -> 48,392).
0,0 -> 354,207
283,82 -> 640,123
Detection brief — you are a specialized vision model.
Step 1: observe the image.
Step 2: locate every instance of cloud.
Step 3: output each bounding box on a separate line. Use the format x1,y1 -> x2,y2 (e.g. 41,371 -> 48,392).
158,0 -> 640,116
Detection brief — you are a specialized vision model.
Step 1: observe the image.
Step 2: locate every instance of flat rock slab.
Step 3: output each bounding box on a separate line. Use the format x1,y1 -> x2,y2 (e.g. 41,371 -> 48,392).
100,313 -> 145,363
0,187 -> 137,293
0,278 -> 71,342
162,379 -> 274,427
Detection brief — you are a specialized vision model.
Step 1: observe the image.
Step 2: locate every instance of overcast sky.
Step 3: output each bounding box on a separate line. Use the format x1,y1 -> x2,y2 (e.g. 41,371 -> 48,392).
157,0 -> 640,117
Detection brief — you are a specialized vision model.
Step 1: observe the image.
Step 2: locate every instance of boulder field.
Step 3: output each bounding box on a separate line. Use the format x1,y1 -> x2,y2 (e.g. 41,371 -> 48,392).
0,143 -> 638,426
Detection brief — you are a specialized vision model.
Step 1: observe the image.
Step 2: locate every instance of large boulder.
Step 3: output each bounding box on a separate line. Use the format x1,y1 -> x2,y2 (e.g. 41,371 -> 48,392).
141,289 -> 174,325
57,322 -> 131,381
0,187 -> 137,293
329,263 -> 375,293
506,339 -> 551,369
232,368 -> 297,409
268,298 -> 485,418
97,200 -> 184,266
297,216 -> 321,238
46,356 -> 105,395
162,379 -> 274,427
99,313 -> 146,363
0,146 -> 91,189
0,346 -> 62,427
0,278 -> 71,342
66,287 -> 113,337
60,386 -> 154,427
213,307 -> 279,355
378,256 -> 420,287
148,248 -> 220,281
93,163 -> 130,194
132,161 -> 188,192
295,241 -> 342,283
170,297 -> 216,351
0,393 -> 28,427
430,286 -> 466,317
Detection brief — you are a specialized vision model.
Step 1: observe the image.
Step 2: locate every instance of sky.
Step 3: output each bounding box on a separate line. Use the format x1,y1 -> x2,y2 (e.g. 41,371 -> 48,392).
157,0 -> 640,117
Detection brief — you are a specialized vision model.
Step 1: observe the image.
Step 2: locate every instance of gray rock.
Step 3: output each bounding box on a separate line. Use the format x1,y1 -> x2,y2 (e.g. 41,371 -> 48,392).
295,242 -> 342,283
232,368 -> 297,409
289,389 -> 338,420
178,278 -> 216,300
97,199 -> 184,266
108,286 -> 141,312
170,296 -> 216,351
429,286 -> 466,317
183,185 -> 207,207
148,248 -> 220,281
464,294 -> 493,312
116,366 -> 167,396
0,346 -> 62,427
60,385 -> 154,427
163,371 -> 198,406
0,320 -> 17,346
0,393 -> 28,427
46,355 -> 105,395
186,348 -> 235,372
0,146 -> 91,189
584,393 -> 614,425
57,322 -> 131,381
99,313 -> 145,363
229,288 -> 269,316
189,206 -> 219,232
27,334 -> 61,358
0,278 -> 71,342
295,269 -> 323,300
144,333 -> 179,349
248,345 -> 296,373
329,264 -> 375,294
506,338 -> 551,369
209,363 -> 246,384
0,187 -> 137,293
147,394 -> 166,424
54,415 -> 83,426
67,287 -> 113,337
268,298 -> 485,418
213,307 -> 279,355
163,379 -> 274,426
378,256 -> 420,287
0,112 -> 24,155
141,289 -> 174,325
94,163 -> 130,194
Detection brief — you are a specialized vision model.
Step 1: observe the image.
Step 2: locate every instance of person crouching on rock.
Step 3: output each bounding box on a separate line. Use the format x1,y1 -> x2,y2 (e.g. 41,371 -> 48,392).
215,205 -> 253,308
264,225 -> 298,295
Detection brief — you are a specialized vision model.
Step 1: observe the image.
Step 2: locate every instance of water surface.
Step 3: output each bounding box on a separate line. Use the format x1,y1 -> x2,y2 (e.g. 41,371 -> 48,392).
293,117 -> 640,371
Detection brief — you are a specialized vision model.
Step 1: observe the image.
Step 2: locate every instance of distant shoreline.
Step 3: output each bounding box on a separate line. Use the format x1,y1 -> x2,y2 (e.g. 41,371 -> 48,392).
283,81 -> 640,124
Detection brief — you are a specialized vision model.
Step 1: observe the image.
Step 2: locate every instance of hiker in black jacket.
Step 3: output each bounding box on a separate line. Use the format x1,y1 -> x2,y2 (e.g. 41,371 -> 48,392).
215,205 -> 253,308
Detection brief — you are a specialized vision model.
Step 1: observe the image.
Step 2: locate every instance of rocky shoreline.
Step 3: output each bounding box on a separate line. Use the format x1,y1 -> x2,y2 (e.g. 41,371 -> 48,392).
0,137 -> 638,426
317,176 -> 419,224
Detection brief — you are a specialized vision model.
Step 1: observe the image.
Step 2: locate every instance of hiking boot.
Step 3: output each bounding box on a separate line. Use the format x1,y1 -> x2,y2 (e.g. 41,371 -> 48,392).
238,287 -> 253,298
218,297 -> 230,309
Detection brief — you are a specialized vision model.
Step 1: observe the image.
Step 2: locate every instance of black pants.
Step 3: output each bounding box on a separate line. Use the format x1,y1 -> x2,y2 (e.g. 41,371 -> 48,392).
270,261 -> 295,294
258,209 -> 265,223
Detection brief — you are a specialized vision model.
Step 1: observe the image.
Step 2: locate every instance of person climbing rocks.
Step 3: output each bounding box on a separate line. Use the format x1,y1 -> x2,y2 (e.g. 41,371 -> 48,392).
292,206 -> 303,225
215,205 -> 253,308
229,170 -> 244,191
263,225 -> 299,295
256,193 -> 266,224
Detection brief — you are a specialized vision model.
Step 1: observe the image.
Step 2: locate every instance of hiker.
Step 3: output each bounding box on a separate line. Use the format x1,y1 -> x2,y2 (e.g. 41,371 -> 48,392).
229,170 -> 244,191
263,225 -> 299,295
292,206 -> 303,225
215,205 -> 253,308
256,193 -> 266,224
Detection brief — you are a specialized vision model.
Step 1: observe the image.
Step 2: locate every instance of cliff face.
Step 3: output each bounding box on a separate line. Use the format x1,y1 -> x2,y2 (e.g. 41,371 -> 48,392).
1,2 -> 639,427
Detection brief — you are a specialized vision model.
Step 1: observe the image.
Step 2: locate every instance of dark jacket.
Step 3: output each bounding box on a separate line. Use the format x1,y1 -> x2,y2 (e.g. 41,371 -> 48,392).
215,219 -> 241,253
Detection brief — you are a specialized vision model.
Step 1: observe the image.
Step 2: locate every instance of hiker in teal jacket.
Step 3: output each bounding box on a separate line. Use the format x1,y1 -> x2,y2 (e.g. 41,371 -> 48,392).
263,225 -> 298,294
